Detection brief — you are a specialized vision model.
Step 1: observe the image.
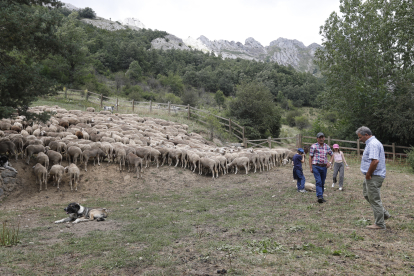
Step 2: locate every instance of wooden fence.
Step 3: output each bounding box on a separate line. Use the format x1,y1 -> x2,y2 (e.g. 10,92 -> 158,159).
58,88 -> 246,142
56,89 -> 411,160
300,134 -> 409,162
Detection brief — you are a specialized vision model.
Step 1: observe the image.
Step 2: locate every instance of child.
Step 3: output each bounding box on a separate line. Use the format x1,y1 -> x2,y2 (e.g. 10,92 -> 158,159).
293,148 -> 306,193
329,144 -> 349,191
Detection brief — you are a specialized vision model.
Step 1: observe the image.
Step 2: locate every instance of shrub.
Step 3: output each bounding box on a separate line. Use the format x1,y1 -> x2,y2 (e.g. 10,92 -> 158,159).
286,110 -> 301,127
406,147 -> 414,171
79,7 -> 96,19
295,116 -> 310,130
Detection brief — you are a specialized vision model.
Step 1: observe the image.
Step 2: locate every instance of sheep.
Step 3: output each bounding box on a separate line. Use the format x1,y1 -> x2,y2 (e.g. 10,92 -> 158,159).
200,157 -> 217,178
10,125 -> 21,133
86,107 -> 95,112
59,121 -> 69,129
46,148 -> 62,167
114,147 -> 126,171
81,148 -> 106,171
126,152 -> 143,178
227,157 -> 250,175
33,163 -> 47,192
134,147 -> 152,168
0,140 -> 18,160
49,164 -> 65,189
65,163 -> 80,191
305,182 -> 316,192
67,146 -> 82,164
25,145 -> 46,164
36,152 -> 49,170
75,131 -> 83,139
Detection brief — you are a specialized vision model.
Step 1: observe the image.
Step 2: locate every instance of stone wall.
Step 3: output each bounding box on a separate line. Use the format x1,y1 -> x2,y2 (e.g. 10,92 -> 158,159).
0,168 -> 19,200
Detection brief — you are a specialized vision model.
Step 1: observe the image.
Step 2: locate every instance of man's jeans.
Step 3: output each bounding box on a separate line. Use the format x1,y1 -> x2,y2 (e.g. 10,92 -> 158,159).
295,169 -> 305,191
363,175 -> 390,228
312,165 -> 327,198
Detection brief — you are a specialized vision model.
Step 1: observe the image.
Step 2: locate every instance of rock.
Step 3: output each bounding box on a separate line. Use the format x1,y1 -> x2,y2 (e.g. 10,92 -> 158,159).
2,177 -> 16,185
156,35 -> 322,74
1,170 -> 17,178
0,188 -> 3,196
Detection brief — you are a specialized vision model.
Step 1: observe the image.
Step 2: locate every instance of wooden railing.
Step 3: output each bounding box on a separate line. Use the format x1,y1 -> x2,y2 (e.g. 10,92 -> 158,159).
300,134 -> 408,162
57,89 -> 246,142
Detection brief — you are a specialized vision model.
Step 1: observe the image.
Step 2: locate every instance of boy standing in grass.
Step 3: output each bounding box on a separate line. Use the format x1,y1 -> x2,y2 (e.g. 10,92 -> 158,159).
293,148 -> 306,193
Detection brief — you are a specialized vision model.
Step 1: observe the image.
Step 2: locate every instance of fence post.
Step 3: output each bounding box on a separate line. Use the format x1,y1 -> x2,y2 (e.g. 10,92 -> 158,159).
299,134 -> 303,148
392,143 -> 395,162
150,100 -> 152,112
168,101 -> 170,115
296,134 -> 300,148
100,94 -> 103,109
242,126 -> 245,142
187,104 -> 190,120
268,137 -> 271,148
85,89 -> 88,101
116,98 -> 118,112
243,137 -> 247,148
328,136 -> 331,148
229,118 -> 232,136
357,139 -> 360,158
132,100 -> 135,112
64,87 -> 67,99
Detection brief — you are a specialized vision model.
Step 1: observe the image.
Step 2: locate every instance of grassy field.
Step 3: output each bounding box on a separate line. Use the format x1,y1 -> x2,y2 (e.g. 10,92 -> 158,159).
1,97 -> 412,275
1,153 -> 414,275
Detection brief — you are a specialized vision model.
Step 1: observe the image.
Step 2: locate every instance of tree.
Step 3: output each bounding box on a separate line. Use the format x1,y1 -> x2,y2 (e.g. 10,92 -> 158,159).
0,0 -> 62,120
315,0 -> 414,145
79,7 -> 96,19
229,81 -> 281,139
126,60 -> 142,82
214,90 -> 225,110
55,12 -> 89,87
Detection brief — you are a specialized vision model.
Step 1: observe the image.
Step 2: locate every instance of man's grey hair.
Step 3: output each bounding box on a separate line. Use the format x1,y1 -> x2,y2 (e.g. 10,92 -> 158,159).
355,126 -> 372,136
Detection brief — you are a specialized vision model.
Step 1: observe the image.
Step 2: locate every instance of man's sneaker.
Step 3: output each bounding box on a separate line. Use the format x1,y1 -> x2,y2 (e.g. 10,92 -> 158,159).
318,197 -> 324,203
384,213 -> 391,220
332,183 -> 335,187
299,189 -> 307,193
339,187 -> 343,191
322,198 -> 327,202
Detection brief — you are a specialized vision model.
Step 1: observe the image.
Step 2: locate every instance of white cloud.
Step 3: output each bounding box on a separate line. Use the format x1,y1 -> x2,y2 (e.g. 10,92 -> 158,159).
65,0 -> 340,46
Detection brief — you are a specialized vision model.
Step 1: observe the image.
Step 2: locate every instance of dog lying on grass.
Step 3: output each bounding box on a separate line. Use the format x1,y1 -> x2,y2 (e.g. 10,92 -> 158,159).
54,202 -> 108,224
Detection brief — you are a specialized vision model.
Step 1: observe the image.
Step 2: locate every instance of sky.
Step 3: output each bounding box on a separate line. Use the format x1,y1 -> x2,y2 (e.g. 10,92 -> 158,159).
65,0 -> 341,47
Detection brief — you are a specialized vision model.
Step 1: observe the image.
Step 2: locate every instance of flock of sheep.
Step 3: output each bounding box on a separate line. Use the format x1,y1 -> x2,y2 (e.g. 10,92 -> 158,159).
0,105 -> 296,192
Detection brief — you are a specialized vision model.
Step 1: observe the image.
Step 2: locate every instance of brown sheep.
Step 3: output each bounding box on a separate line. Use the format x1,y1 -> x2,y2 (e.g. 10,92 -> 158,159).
75,131 -> 83,139
59,121 -> 69,129
11,125 -> 21,133
127,152 -> 143,178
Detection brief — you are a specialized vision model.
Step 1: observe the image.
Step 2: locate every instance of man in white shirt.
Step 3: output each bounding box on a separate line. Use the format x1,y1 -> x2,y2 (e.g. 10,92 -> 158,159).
356,126 -> 390,229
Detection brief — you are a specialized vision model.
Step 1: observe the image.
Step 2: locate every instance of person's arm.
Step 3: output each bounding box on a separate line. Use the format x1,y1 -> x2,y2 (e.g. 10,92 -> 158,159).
366,159 -> 379,180
309,155 -> 313,172
329,154 -> 334,169
341,151 -> 349,169
301,153 -> 305,163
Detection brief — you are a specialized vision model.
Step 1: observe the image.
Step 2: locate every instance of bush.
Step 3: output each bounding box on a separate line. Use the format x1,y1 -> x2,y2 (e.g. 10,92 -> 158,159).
295,116 -> 310,130
286,110 -> 301,127
181,88 -> 198,107
79,7 -> 96,19
406,147 -> 414,171
162,93 -> 182,105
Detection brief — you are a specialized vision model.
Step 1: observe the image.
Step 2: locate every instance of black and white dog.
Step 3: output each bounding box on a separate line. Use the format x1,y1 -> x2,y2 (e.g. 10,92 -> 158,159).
103,105 -> 115,113
0,155 -> 17,173
54,202 -> 108,224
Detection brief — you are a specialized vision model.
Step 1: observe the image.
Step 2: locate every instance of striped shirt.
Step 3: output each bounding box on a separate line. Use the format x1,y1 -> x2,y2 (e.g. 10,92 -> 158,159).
360,136 -> 386,178
309,143 -> 333,164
